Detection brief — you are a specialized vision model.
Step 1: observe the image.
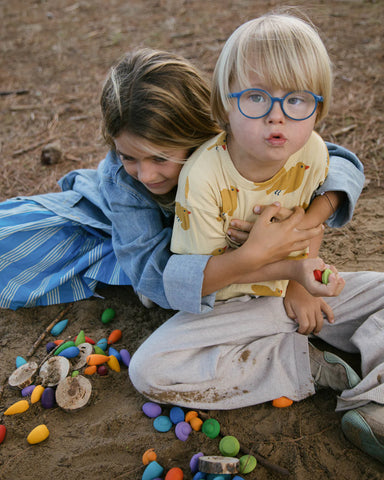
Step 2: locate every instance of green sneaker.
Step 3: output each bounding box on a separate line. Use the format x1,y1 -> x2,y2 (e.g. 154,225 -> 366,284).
342,403 -> 384,464
309,343 -> 361,391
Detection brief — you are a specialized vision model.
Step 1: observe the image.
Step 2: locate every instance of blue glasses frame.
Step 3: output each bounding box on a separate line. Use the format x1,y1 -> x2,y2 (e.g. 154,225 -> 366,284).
228,88 -> 323,121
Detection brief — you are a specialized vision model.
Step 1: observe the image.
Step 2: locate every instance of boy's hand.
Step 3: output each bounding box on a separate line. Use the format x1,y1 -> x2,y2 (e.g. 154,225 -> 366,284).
228,203 -> 324,264
284,280 -> 335,335
292,257 -> 345,297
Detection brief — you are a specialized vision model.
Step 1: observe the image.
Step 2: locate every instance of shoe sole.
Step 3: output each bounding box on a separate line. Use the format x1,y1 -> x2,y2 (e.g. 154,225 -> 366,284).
323,351 -> 361,389
341,410 -> 384,464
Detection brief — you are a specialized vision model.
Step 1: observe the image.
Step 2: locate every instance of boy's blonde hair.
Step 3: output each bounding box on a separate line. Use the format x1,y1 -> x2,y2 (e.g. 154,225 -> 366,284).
211,12 -> 332,129
101,48 -> 221,153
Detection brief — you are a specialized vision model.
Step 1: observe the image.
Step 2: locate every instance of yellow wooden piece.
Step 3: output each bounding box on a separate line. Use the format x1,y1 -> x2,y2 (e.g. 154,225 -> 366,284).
107,355 -> 120,372
31,385 -> 45,404
27,424 -> 50,444
4,399 -> 29,415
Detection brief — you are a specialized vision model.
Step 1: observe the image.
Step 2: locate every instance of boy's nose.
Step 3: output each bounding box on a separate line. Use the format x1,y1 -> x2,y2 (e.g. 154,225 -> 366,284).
267,101 -> 285,123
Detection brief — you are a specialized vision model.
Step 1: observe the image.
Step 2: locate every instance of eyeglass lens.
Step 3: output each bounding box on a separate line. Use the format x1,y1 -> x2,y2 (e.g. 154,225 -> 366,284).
238,90 -> 317,120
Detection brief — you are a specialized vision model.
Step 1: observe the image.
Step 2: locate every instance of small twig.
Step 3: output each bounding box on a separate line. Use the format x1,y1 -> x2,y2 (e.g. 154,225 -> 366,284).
12,136 -> 57,157
0,89 -> 29,96
198,410 -> 290,476
26,304 -> 73,358
332,124 -> 357,137
9,104 -> 45,111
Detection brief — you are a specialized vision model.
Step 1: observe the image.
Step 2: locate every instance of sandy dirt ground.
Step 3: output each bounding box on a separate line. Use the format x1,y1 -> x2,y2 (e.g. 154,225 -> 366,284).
0,1 -> 383,479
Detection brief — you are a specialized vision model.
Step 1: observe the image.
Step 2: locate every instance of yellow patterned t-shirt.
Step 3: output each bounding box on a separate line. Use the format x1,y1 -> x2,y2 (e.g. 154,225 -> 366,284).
171,131 -> 329,300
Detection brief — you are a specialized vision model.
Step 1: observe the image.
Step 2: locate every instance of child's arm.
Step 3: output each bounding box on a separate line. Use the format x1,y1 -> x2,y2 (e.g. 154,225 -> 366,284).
200,204 -> 324,296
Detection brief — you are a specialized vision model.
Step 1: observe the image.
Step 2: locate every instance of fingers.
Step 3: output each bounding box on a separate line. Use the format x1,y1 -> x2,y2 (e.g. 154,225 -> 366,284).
254,203 -> 294,221
229,219 -> 253,233
227,228 -> 249,245
320,300 -> 335,324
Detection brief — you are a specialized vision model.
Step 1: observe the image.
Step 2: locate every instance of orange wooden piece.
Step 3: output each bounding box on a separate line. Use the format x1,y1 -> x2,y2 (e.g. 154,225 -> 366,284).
165,467 -> 184,480
86,354 -> 110,366
190,417 -> 203,431
272,396 -> 293,408
185,410 -> 198,423
142,448 -> 157,465
84,365 -> 97,375
53,339 -> 64,346
107,329 -> 122,345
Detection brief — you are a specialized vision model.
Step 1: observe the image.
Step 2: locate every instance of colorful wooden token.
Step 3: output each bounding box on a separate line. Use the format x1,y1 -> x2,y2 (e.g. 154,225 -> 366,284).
50,319 -> 68,336
272,396 -> 293,408
4,399 -> 30,415
101,308 -> 115,324
27,424 -> 50,444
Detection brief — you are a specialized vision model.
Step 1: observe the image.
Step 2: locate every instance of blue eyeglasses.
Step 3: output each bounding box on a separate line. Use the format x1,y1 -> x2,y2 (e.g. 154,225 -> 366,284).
228,89 -> 323,121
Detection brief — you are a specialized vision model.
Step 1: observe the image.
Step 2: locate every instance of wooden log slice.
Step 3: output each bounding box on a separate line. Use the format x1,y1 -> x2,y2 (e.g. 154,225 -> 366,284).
55,375 -> 92,412
39,356 -> 70,387
8,361 -> 38,389
198,455 -> 239,474
71,342 -> 93,370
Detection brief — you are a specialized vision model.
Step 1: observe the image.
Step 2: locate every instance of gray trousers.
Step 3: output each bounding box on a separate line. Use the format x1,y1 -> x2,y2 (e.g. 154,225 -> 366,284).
129,271 -> 384,411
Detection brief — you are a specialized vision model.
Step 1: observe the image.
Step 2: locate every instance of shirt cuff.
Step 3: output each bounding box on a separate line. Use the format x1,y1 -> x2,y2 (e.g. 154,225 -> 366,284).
163,254 -> 216,314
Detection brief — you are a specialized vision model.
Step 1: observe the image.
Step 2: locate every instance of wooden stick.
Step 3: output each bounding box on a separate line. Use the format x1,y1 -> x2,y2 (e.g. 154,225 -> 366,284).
12,136 -> 57,157
198,410 -> 290,476
26,304 -> 73,358
0,89 -> 29,96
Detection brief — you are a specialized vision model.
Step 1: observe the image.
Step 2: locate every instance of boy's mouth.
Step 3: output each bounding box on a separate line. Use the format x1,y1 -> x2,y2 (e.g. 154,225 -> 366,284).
266,133 -> 287,145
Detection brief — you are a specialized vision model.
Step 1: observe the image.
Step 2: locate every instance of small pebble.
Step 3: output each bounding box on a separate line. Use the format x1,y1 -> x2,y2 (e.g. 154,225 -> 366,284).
165,467 -> 184,480
75,330 -> 86,346
50,319 -> 68,336
170,406 -> 185,424
21,385 -> 36,397
101,308 -> 115,324
41,387 -> 56,409
31,385 -> 45,404
190,452 -> 204,474
27,424 -> 50,445
175,421 -> 192,441
272,396 -> 293,408
201,418 -> 220,439
142,402 -> 162,418
54,341 -> 76,356
96,338 -> 108,350
0,425 -> 7,444
108,347 -> 121,362
16,356 -> 27,368
58,346 -> 80,359
153,415 -> 173,433
84,365 -> 97,375
190,417 -> 203,431
107,355 -> 120,372
94,346 -> 107,355
46,341 -> 56,353
192,473 -> 206,480
142,448 -> 157,465
97,365 -> 108,376
107,329 -> 122,345
119,349 -> 131,367
322,268 -> 333,285
4,399 -> 30,415
219,436 -> 240,457
142,460 -> 164,480
238,455 -> 257,474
